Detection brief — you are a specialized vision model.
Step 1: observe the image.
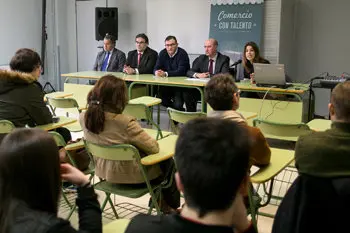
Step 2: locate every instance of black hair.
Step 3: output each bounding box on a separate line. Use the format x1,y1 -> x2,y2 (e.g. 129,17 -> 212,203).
175,118 -> 251,217
9,48 -> 42,73
135,33 -> 149,44
0,129 -> 61,232
165,35 -> 177,43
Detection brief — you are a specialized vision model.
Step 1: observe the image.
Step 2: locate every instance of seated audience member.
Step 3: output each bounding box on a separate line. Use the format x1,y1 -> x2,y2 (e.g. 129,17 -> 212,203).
184,38 -> 230,112
80,75 -> 180,212
237,41 -> 270,82
0,128 -> 102,233
125,118 -> 257,233
272,81 -> 350,233
154,35 -> 190,111
93,34 -> 126,73
0,48 -> 71,142
206,74 -> 271,167
124,33 -> 158,74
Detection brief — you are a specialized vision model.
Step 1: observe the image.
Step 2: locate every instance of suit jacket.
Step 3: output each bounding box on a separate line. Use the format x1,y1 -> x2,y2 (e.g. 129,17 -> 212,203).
79,111 -> 161,184
93,48 -> 126,72
126,47 -> 158,74
186,52 -> 230,77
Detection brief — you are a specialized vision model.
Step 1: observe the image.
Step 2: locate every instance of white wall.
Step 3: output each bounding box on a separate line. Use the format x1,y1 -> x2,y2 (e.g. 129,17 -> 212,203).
0,0 -> 43,66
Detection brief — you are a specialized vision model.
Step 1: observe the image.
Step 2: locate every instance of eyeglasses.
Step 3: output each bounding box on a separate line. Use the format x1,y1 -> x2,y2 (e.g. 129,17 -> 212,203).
135,41 -> 145,45
165,43 -> 176,47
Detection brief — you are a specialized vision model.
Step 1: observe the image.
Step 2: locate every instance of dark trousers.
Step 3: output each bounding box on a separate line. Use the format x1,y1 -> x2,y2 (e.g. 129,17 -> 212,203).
157,158 -> 180,209
55,127 -> 72,143
159,87 -> 185,111
183,89 -> 200,112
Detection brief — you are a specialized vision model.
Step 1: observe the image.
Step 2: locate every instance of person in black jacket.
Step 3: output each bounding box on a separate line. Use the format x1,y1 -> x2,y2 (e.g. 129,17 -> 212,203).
0,128 -> 102,233
125,118 -> 257,233
0,48 -> 53,127
0,48 -> 71,142
124,33 -> 158,75
153,35 -> 190,111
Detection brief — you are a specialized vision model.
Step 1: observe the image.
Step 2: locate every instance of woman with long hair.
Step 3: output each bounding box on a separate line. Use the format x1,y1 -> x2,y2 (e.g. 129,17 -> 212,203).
0,128 -> 101,233
238,41 -> 270,82
80,75 -> 180,213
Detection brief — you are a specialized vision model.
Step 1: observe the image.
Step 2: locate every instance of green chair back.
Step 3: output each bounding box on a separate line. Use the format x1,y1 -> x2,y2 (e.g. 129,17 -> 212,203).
0,120 -> 15,134
83,139 -> 161,217
253,118 -> 311,141
47,97 -> 81,115
123,103 -> 163,139
167,108 -> 206,134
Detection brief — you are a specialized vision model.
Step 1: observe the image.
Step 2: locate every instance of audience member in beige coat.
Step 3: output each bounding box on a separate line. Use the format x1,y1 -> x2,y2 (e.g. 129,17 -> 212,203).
80,75 -> 180,210
205,74 -> 271,167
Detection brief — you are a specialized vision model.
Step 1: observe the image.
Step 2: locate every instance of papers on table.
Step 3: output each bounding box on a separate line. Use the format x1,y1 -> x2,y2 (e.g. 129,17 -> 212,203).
185,78 -> 210,82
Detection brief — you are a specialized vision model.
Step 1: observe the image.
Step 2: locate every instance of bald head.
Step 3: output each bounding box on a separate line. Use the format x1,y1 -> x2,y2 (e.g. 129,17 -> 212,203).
205,38 -> 218,58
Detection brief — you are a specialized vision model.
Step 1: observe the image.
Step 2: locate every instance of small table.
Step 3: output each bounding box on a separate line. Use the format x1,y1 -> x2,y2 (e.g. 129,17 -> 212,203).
35,116 -> 77,131
307,119 -> 332,131
44,92 -> 73,102
129,96 -> 162,125
249,148 -> 294,224
141,135 -> 178,166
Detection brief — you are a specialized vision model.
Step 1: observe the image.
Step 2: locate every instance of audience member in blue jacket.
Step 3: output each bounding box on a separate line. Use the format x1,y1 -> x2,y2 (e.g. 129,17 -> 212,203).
153,36 -> 190,111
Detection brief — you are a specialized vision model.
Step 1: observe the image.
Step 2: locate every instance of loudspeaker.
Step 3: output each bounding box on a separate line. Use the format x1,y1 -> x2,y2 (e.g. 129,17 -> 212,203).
95,7 -> 118,41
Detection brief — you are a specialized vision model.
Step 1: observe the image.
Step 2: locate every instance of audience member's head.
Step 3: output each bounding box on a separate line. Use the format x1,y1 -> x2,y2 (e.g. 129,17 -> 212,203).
135,33 -> 149,52
85,75 -> 128,134
165,35 -> 178,56
329,81 -> 350,122
0,129 -> 61,227
174,118 -> 250,217
204,38 -> 218,58
10,48 -> 42,78
205,74 -> 240,111
104,34 -> 117,52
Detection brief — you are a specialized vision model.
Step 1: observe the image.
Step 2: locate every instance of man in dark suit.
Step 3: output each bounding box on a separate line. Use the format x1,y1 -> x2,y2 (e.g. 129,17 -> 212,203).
124,33 -> 158,74
93,34 -> 126,72
153,35 -> 190,111
184,38 -> 230,112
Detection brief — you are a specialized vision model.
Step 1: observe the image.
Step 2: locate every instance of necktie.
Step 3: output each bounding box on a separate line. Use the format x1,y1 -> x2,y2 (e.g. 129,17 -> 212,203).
208,59 -> 214,75
137,52 -> 142,66
101,51 -> 110,71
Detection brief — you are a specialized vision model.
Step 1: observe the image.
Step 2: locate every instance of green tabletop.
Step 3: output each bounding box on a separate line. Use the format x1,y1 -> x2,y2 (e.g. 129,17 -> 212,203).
238,111 -> 258,120
103,219 -> 130,233
35,116 -> 77,131
250,148 -> 294,183
44,91 -> 73,102
129,96 -> 162,106
62,71 -> 308,94
307,119 -> 332,131
141,135 -> 178,166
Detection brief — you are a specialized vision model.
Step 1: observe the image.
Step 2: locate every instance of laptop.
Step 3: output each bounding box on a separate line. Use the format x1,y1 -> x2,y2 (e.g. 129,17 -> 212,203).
253,63 -> 291,88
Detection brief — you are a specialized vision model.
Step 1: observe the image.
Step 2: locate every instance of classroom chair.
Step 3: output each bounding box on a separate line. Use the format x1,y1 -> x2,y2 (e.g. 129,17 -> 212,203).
123,103 -> 172,140
49,131 -> 94,220
46,97 -> 83,132
0,119 -> 15,134
103,219 -> 130,233
167,108 -> 206,134
84,140 -> 163,219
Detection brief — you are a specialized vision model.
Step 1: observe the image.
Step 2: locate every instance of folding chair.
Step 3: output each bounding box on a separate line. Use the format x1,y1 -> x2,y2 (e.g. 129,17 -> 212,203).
46,97 -> 83,132
123,103 -> 172,140
0,120 -> 15,133
167,108 -> 206,134
84,140 -> 162,219
49,131 -> 94,219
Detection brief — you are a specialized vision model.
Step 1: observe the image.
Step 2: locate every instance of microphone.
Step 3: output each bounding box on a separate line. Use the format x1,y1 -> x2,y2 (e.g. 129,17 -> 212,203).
230,59 -> 242,67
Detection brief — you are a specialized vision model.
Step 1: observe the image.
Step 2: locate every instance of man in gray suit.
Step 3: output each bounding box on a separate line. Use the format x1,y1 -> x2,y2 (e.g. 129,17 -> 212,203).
93,34 -> 126,72
184,38 -> 230,112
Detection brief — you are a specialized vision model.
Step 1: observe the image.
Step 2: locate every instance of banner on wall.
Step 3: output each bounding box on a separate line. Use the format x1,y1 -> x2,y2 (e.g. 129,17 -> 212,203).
209,0 -> 265,62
